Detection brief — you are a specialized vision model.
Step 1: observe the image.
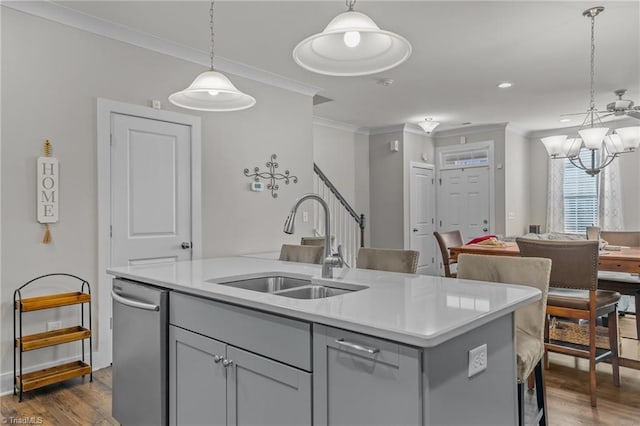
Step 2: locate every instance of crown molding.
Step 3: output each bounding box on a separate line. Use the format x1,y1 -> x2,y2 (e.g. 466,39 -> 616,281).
403,122 -> 433,136
3,0 -> 322,97
526,116 -> 640,139
368,124 -> 406,136
312,116 -> 369,135
505,122 -> 529,137
434,123 -> 508,138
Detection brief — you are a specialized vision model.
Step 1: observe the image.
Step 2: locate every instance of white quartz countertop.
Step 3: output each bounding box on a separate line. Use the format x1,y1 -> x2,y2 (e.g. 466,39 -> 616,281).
107,256 -> 540,348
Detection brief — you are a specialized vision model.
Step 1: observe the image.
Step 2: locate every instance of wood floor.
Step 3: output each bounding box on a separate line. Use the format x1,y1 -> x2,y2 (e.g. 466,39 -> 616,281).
2,316 -> 640,426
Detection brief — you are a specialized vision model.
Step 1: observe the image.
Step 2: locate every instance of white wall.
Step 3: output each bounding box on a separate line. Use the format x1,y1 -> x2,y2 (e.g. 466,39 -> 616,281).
1,8 -> 313,378
312,122 -> 370,245
504,128 -> 529,235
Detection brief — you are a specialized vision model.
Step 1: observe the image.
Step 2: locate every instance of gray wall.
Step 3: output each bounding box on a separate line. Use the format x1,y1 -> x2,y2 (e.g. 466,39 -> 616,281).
368,128 -> 434,249
1,8 -> 313,375
369,131 -> 404,249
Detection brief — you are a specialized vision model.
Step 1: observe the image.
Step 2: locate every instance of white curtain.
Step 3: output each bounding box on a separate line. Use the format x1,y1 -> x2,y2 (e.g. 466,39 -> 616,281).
599,157 -> 631,312
599,156 -> 624,230
546,157 -> 565,233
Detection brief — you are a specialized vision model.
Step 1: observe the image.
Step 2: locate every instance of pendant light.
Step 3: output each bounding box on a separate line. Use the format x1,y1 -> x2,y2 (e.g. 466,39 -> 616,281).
292,0 -> 412,76
169,0 -> 255,112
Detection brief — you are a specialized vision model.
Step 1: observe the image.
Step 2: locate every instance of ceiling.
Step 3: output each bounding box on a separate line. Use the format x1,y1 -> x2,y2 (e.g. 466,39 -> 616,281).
55,1 -> 640,133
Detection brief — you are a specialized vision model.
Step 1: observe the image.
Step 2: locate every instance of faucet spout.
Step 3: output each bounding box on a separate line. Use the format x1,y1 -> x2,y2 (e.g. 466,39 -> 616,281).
283,193 -> 340,278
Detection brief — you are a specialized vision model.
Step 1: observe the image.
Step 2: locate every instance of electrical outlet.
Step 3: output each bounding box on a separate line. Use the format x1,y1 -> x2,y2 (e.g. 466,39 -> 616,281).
468,344 -> 487,377
302,211 -> 309,223
47,321 -> 62,331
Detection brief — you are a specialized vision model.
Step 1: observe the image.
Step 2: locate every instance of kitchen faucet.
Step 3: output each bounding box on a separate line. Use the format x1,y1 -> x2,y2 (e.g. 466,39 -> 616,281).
283,193 -> 344,278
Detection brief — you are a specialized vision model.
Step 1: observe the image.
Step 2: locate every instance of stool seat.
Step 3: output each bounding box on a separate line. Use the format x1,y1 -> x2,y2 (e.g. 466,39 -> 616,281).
547,288 -> 621,310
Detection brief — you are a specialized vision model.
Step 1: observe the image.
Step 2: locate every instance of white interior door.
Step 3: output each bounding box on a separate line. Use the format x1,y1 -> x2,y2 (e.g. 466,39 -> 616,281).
111,113 -> 193,266
410,164 -> 436,275
437,167 -> 490,241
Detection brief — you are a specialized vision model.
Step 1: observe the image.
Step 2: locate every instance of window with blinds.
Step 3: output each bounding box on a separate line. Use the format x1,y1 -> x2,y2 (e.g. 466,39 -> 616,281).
563,151 -> 599,233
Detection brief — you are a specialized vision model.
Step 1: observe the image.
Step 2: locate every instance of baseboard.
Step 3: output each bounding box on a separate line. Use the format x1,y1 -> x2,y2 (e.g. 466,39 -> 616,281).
0,352 -> 105,396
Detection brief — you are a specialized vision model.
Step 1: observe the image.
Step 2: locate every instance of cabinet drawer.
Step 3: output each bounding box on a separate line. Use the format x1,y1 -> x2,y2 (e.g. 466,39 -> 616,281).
315,324 -> 407,366
170,292 -> 311,371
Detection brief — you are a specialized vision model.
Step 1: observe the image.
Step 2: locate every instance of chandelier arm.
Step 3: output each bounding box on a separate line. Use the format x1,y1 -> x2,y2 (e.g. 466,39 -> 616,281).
598,153 -> 619,170
568,156 -> 587,171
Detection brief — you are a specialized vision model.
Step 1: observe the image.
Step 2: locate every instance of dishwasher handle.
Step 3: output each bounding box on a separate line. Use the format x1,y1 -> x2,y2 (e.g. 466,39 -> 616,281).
111,289 -> 160,311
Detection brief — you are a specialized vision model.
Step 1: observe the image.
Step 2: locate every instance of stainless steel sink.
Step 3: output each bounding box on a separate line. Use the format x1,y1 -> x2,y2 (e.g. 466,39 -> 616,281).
216,276 -> 310,292
276,285 -> 352,299
212,275 -> 360,299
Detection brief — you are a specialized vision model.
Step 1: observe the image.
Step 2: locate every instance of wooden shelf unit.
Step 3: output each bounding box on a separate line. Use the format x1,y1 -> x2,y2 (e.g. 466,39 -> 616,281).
13,274 -> 92,401
16,292 -> 91,312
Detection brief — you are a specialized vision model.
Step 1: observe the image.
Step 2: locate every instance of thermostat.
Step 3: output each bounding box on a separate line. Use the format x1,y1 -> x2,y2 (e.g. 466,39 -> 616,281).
250,182 -> 264,192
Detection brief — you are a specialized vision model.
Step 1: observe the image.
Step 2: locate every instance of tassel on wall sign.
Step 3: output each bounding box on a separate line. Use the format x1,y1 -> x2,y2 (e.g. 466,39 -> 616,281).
37,140 -> 59,244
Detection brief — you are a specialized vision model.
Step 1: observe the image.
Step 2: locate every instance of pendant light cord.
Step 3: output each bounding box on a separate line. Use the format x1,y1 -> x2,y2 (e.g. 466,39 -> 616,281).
209,0 -> 215,71
346,0 -> 356,11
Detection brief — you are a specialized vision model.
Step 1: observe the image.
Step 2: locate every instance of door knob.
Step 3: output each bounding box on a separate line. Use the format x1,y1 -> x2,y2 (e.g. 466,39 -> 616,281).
413,228 -> 419,233
482,228 -> 488,232
181,242 -> 192,249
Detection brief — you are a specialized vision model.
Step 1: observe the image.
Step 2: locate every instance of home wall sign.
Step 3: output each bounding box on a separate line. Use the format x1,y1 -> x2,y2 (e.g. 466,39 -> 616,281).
243,154 -> 298,198
37,139 -> 58,243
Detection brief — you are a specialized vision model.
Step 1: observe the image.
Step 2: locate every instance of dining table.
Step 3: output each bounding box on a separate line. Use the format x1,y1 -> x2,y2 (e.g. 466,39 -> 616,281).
450,241 -> 640,370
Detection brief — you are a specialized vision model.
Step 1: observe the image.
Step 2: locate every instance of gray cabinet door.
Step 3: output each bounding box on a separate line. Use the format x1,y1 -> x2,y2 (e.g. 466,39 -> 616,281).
313,324 -> 422,426
169,326 -> 227,426
226,346 -> 312,426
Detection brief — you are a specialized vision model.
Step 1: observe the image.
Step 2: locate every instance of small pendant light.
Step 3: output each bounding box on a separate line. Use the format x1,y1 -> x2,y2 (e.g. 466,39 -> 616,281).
169,0 -> 255,112
293,0 -> 412,76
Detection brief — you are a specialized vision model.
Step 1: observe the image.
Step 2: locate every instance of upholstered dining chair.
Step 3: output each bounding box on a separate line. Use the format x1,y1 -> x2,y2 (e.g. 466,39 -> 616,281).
433,230 -> 463,277
516,238 -> 621,407
599,230 -> 640,247
457,253 -> 551,426
300,236 -> 335,247
356,248 -> 419,274
279,244 -> 324,264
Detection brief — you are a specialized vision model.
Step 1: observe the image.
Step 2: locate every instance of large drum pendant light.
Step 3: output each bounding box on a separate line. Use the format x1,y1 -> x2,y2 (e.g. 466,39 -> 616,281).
293,0 -> 412,76
169,0 -> 255,112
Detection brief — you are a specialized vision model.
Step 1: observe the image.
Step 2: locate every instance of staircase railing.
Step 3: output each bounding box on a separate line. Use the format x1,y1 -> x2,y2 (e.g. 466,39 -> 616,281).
313,163 -> 365,267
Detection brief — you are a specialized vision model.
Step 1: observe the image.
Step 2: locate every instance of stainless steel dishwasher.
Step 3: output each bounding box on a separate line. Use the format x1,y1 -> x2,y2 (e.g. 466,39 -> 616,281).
112,278 -> 169,426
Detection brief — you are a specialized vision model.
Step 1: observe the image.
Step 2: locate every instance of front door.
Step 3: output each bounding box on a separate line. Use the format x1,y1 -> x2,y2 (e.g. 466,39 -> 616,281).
437,167 -> 490,241
410,164 -> 436,275
111,113 -> 193,266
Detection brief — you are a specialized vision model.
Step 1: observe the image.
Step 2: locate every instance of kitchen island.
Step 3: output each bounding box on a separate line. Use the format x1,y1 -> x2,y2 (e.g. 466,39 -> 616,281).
108,256 -> 540,426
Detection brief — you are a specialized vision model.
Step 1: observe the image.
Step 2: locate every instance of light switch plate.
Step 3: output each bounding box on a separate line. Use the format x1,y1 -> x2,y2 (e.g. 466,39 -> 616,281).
468,344 -> 487,377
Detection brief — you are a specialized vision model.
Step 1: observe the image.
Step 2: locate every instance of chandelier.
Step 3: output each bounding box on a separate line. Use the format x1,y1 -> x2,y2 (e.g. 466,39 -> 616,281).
541,6 -> 640,176
168,0 -> 255,112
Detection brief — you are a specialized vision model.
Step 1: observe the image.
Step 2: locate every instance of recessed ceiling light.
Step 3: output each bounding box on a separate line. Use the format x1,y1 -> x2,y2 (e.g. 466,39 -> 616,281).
559,118 -> 572,123
497,82 -> 513,89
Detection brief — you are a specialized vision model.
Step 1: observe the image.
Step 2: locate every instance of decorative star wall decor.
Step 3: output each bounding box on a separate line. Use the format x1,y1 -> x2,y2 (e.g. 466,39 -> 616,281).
243,154 -> 298,198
